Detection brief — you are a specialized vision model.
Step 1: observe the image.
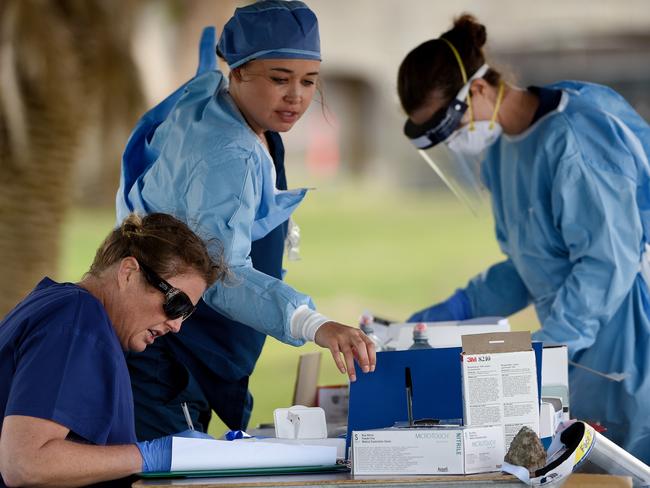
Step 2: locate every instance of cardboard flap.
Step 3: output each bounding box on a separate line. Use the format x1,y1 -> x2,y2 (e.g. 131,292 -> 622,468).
462,331 -> 531,354
293,352 -> 322,407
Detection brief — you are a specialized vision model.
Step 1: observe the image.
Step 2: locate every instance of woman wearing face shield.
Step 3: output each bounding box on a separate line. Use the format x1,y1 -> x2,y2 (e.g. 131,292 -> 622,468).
116,0 -> 376,440
398,14 -> 650,462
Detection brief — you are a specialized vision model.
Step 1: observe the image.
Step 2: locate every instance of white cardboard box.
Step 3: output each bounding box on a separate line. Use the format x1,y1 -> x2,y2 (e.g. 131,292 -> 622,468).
541,344 -> 569,416
351,426 -> 504,475
316,385 -> 349,425
461,332 -> 540,451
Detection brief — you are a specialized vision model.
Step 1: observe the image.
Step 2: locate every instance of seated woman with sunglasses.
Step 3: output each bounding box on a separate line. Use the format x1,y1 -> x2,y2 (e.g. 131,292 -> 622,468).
0,213 -> 225,487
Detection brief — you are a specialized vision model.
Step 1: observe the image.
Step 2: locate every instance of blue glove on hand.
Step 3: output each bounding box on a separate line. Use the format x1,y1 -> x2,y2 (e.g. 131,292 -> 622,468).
136,429 -> 214,473
407,289 -> 473,323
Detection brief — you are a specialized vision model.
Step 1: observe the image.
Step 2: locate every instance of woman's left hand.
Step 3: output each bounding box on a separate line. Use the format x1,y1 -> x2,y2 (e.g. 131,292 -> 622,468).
314,321 -> 377,382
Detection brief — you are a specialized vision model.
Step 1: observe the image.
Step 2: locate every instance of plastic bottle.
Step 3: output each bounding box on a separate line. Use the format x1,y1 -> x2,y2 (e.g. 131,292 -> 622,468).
359,312 -> 383,352
409,322 -> 433,350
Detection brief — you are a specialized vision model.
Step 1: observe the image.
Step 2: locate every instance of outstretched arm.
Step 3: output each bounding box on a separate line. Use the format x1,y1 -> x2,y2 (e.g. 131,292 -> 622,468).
407,260 -> 531,323
464,258 -> 532,318
0,415 -> 141,487
189,153 -> 376,380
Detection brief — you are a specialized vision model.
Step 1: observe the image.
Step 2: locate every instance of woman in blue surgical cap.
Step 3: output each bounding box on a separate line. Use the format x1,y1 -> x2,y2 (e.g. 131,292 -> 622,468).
398,14 -> 650,462
116,0 -> 376,440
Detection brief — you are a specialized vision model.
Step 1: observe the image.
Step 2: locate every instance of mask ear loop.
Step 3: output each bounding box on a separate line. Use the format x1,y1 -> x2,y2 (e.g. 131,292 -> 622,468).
489,80 -> 505,130
439,38 -> 475,131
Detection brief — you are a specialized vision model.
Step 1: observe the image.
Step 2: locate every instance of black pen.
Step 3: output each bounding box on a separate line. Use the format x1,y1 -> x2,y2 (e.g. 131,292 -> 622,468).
405,367 -> 414,427
373,315 -> 394,326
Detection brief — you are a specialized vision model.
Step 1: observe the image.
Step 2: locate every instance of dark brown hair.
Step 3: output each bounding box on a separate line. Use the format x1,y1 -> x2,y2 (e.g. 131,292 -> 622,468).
397,14 -> 502,115
87,213 -> 226,286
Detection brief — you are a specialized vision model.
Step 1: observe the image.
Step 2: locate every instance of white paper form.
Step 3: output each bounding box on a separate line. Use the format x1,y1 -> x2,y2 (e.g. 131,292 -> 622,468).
170,437 -> 337,471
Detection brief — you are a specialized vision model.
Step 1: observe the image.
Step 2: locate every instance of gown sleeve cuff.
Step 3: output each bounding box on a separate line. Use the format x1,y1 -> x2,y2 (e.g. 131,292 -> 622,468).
290,305 -> 329,342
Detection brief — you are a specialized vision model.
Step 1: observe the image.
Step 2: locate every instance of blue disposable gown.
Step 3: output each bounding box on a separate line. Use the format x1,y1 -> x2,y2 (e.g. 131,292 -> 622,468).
115,28 -> 316,437
461,81 -> 650,461
125,132 -> 290,437
116,69 -> 312,347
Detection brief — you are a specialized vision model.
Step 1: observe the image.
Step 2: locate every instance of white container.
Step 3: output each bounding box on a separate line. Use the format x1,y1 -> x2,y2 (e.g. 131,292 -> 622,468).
352,426 -> 504,475
273,405 -> 327,439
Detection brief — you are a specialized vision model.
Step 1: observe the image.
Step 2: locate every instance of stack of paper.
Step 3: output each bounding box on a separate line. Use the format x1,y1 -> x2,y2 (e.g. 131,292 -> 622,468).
170,437 -> 337,471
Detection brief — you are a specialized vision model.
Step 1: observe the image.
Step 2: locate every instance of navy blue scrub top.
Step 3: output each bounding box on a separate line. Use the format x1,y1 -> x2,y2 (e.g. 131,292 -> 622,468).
528,86 -> 562,123
0,278 -> 136,446
127,131 -> 289,440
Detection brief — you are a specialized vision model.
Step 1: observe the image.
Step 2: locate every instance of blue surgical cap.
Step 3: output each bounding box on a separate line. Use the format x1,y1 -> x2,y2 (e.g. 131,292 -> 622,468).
217,0 -> 321,69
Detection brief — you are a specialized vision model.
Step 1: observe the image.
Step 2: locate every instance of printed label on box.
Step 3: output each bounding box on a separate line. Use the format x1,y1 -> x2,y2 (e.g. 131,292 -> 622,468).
352,430 -> 464,475
463,426 -> 504,474
462,347 -> 539,450
352,427 -> 503,476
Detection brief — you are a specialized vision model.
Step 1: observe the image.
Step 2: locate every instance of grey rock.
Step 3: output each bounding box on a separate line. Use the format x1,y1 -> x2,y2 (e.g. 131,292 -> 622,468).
504,426 -> 547,475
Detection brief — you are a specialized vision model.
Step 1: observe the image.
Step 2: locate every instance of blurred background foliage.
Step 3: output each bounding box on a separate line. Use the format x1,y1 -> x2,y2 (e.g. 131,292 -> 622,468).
3,0 -> 650,435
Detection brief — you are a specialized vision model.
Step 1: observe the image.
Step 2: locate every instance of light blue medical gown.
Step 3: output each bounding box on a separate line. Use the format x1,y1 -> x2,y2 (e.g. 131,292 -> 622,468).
116,70 -> 312,346
463,81 -> 650,461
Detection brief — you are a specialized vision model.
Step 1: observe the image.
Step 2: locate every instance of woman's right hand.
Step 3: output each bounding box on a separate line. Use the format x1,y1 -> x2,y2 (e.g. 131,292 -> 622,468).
314,321 -> 377,382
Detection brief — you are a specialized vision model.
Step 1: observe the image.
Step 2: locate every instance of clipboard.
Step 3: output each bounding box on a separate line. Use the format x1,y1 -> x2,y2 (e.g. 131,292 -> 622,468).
139,463 -> 349,479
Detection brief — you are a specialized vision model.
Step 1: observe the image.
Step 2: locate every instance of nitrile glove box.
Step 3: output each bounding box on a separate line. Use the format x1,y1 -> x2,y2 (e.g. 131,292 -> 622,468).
351,425 -> 504,475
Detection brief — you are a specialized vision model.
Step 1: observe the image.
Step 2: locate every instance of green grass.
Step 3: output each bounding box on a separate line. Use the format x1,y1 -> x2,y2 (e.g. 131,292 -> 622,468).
59,184 -> 539,436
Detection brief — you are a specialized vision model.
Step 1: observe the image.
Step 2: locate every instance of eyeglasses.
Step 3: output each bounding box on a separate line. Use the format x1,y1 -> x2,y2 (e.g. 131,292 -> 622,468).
137,261 -> 196,321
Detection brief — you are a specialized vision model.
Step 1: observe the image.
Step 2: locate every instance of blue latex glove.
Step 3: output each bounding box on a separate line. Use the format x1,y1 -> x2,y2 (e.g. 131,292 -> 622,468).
136,429 -> 214,473
224,430 -> 252,441
407,289 -> 473,323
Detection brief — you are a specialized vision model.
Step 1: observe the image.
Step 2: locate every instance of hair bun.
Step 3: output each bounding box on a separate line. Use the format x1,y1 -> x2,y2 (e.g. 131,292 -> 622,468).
121,213 -> 144,238
453,14 -> 487,49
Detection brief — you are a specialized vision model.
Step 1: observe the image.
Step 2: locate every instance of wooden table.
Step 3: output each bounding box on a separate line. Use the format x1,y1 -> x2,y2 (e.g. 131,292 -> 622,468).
132,471 -> 520,487
132,472 -> 636,488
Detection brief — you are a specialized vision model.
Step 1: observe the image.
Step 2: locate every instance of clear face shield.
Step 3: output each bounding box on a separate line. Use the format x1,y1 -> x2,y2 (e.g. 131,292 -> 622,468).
404,64 -> 501,215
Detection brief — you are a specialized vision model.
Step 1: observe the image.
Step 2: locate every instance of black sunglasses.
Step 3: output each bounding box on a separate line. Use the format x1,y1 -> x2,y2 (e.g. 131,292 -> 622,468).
137,261 -> 196,321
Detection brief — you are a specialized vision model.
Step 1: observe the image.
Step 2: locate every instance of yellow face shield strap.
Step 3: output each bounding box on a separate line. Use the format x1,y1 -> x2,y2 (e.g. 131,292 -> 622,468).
489,81 -> 505,130
439,38 -> 476,130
